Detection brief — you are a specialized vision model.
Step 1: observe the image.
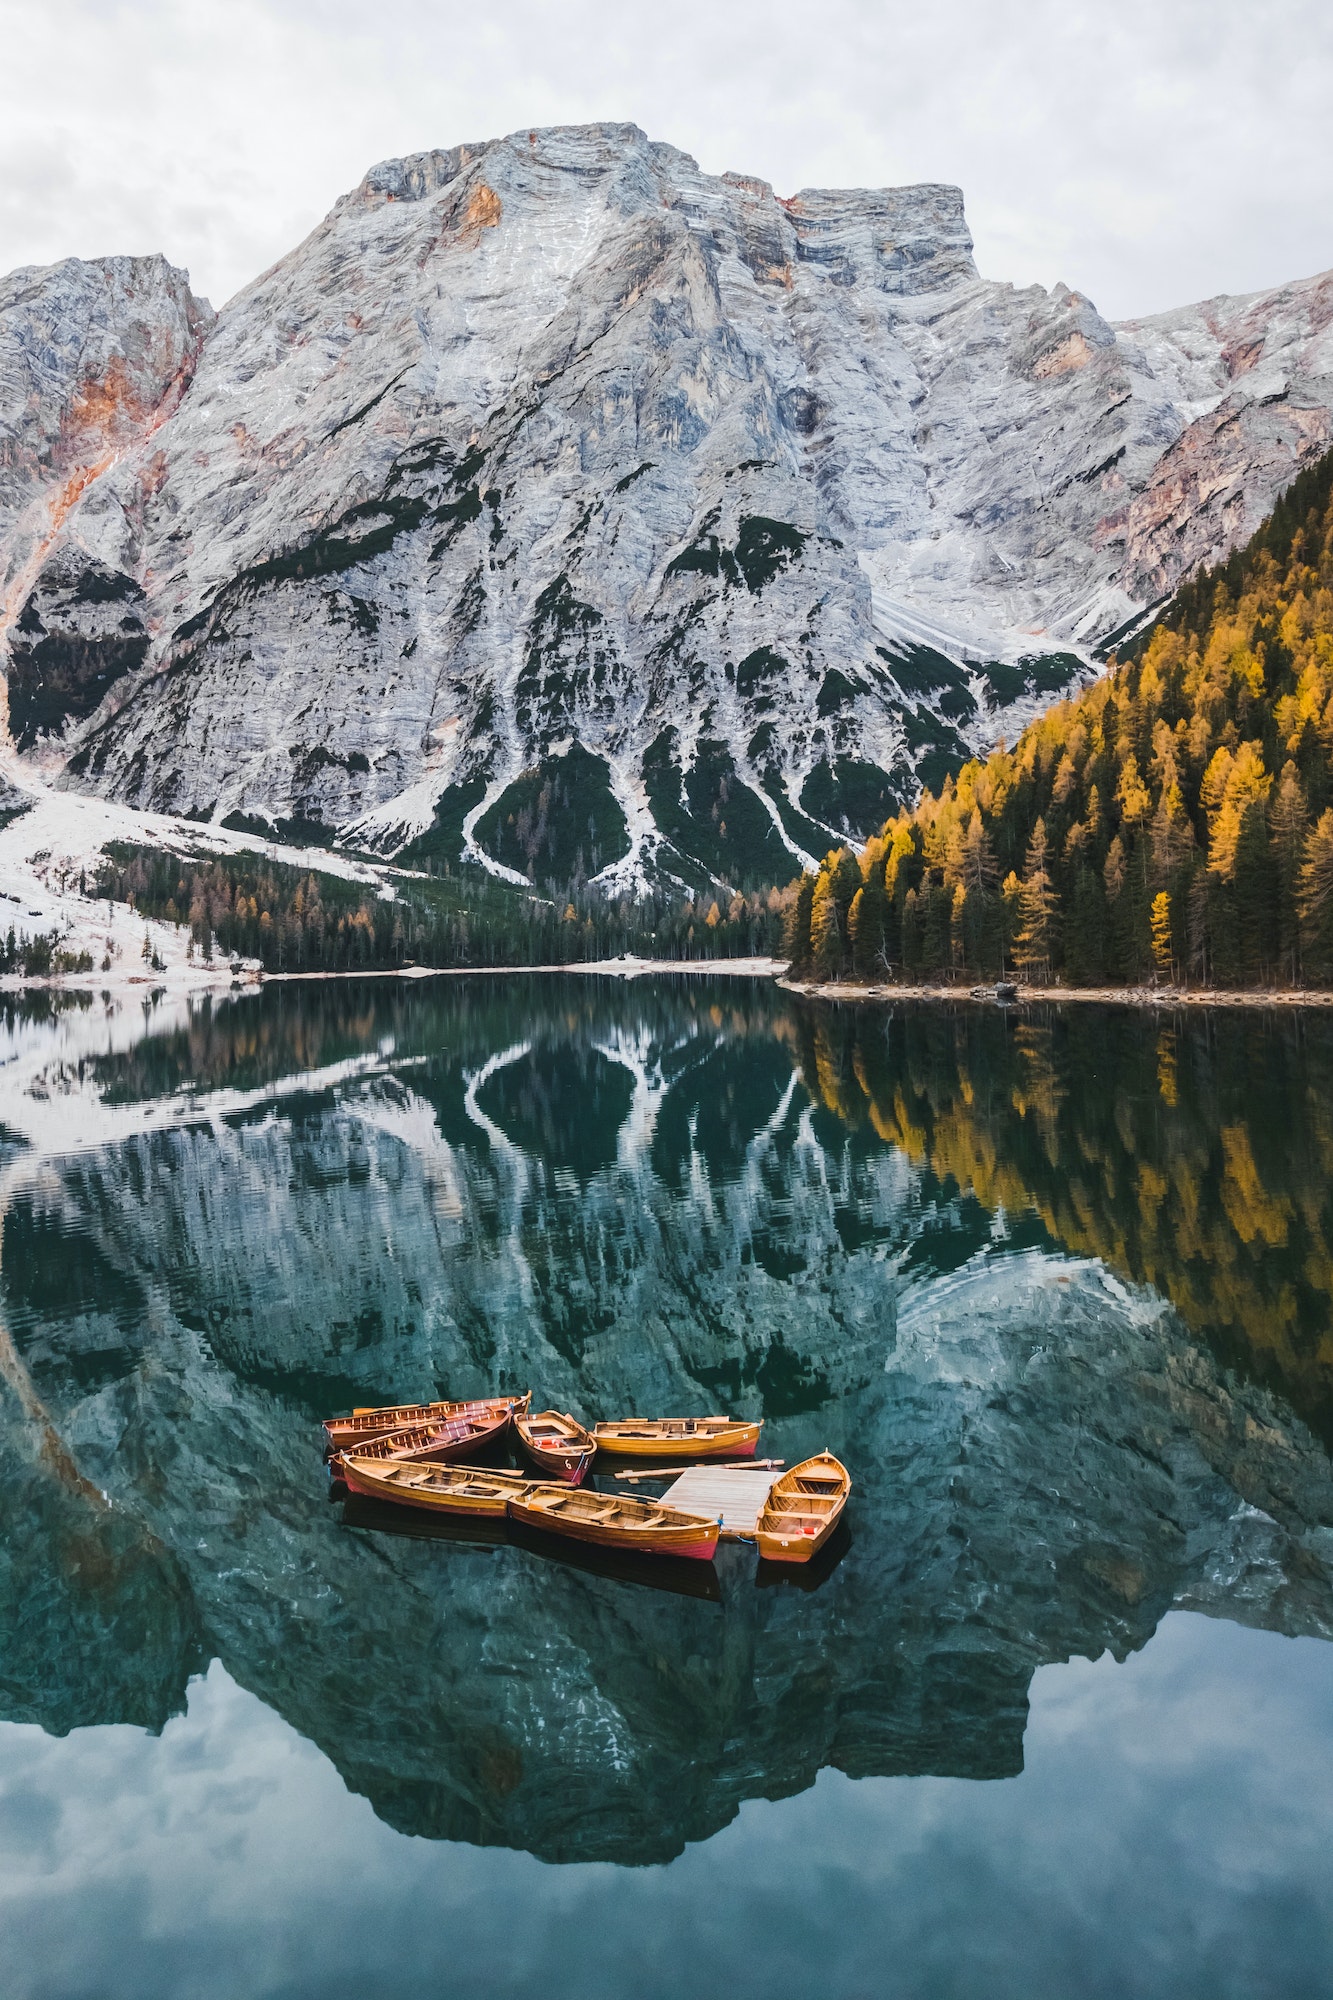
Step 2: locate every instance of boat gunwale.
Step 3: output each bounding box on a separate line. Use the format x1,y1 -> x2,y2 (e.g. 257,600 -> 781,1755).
335,1455 -> 536,1515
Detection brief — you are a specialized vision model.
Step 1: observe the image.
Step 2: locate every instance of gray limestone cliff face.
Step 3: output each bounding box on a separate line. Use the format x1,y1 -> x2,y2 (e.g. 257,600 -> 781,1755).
0,252 -> 212,754
3,127 -> 1333,884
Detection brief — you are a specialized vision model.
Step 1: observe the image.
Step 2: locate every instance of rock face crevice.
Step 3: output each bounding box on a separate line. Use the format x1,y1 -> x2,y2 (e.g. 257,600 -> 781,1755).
5,125 -> 1333,880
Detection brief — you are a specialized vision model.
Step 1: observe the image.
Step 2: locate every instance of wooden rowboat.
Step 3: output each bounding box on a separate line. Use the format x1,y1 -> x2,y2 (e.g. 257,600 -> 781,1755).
331,1405 -> 513,1467
754,1451 -> 850,1563
336,1455 -> 533,1516
507,1483 -> 722,1562
514,1409 -> 597,1485
322,1392 -> 528,1456
590,1416 -> 762,1461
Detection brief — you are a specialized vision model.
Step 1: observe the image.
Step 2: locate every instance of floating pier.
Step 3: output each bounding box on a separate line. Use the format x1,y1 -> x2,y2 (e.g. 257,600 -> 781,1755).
661,1466 -> 783,1538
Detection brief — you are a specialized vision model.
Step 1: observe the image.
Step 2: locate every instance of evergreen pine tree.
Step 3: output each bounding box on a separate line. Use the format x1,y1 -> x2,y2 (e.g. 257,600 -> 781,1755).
810,869 -> 843,978
850,866 -> 888,978
846,886 -> 866,972
1015,819 -> 1059,981
1150,891 -> 1174,979
782,875 -> 815,968
901,887 -> 923,975
920,882 -> 950,974
1298,809 -> 1333,979
1233,796 -> 1278,981
1063,867 -> 1107,985
1269,761 -> 1309,983
949,883 -> 967,971
1000,872 -> 1023,976
961,810 -> 998,895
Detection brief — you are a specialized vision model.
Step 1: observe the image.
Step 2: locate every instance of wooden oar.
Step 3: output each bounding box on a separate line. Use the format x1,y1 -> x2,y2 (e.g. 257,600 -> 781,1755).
615,1458 -> 785,1482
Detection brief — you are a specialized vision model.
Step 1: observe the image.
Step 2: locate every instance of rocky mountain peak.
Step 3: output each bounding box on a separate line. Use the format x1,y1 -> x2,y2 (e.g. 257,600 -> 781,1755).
781,179 -> 976,293
3,125 -> 1333,891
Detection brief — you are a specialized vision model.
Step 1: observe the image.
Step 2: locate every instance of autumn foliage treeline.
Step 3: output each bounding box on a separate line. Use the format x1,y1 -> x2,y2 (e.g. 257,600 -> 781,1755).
787,445 -> 1333,988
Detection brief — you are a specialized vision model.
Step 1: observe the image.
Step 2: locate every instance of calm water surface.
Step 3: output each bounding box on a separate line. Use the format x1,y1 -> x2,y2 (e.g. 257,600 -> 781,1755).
1,975 -> 1331,1998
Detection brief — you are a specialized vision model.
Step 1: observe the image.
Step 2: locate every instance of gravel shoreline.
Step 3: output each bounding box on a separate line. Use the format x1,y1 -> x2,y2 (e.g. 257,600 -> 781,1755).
778,977 -> 1333,1009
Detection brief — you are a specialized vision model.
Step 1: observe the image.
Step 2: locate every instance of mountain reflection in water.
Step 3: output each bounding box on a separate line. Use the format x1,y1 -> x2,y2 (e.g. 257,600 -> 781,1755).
0,976 -> 1331,1866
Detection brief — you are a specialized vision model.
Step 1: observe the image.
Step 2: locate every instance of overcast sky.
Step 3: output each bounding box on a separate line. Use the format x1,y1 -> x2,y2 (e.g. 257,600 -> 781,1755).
3,0 -> 1331,322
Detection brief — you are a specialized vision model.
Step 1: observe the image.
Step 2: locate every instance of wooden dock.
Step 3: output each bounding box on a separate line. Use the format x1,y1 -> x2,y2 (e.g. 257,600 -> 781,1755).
661,1466 -> 782,1538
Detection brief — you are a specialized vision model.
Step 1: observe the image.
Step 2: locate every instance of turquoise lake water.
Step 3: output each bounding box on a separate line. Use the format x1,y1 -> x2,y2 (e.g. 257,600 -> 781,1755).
1,975 -> 1330,1998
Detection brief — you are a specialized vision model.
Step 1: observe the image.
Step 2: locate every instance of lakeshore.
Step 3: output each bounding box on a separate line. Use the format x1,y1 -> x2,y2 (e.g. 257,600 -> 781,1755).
779,976 -> 1333,1009
0,954 -> 786,997
10,955 -> 1333,1007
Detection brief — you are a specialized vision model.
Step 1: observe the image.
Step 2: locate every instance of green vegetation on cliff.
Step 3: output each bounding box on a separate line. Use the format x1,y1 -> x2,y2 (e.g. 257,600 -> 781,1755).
788,446 -> 1333,987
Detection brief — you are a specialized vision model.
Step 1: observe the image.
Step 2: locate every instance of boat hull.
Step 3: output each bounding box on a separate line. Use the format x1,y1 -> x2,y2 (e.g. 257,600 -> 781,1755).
754,1517 -> 838,1562
517,1445 -> 595,1485
506,1518 -> 723,1599
507,1491 -> 720,1562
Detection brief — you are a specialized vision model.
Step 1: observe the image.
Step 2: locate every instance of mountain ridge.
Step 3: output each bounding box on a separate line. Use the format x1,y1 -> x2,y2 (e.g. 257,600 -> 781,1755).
4,123 -> 1333,895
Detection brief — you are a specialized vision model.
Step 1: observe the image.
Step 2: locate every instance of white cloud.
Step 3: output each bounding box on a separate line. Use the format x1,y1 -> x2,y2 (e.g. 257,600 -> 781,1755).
2,1617 -> 1332,1996
2,0 -> 1331,318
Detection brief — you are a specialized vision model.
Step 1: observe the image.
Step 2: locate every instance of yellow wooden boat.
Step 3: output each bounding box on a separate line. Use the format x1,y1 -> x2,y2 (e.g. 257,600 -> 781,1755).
322,1392 -> 529,1456
336,1455 -> 534,1516
507,1483 -> 722,1561
754,1451 -> 850,1562
590,1415 -> 762,1461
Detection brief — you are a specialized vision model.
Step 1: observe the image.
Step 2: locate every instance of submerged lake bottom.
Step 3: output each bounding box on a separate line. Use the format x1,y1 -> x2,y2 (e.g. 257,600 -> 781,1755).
1,975 -> 1331,1998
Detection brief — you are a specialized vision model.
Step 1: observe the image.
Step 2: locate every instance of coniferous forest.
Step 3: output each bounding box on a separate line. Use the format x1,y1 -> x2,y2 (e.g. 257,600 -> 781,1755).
94,844 -> 791,974
787,444 -> 1333,988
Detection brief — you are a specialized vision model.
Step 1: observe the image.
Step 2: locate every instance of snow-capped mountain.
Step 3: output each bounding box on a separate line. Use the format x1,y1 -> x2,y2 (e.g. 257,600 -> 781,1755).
4,122 -> 1333,891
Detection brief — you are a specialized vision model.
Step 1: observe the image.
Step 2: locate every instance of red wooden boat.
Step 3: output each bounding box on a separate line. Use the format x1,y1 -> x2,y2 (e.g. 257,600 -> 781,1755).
514,1409 -> 597,1485
322,1392 -> 528,1456
331,1404 -> 513,1467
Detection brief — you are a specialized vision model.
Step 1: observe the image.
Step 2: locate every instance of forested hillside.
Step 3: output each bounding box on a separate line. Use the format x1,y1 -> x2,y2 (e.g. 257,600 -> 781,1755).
788,445 -> 1333,988
94,845 -> 788,974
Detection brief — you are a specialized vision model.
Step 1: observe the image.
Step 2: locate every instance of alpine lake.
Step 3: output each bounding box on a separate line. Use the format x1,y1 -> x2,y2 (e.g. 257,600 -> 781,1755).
2,971 -> 1332,2000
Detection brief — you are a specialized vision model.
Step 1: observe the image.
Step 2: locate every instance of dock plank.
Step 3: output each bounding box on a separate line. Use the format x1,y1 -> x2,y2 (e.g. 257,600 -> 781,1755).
662,1467 -> 781,1537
